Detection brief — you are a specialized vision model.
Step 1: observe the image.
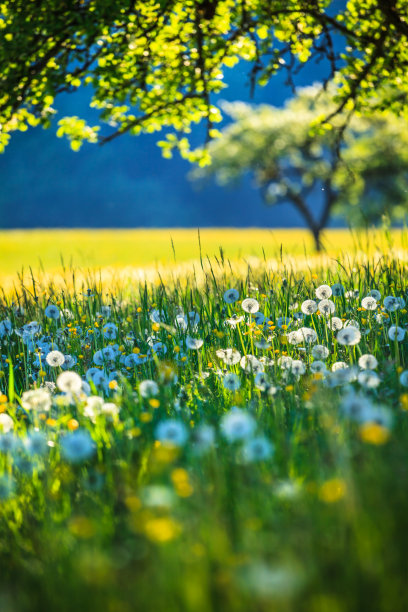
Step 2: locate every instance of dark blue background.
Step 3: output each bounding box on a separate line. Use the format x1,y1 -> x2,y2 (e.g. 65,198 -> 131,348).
0,56 -> 341,229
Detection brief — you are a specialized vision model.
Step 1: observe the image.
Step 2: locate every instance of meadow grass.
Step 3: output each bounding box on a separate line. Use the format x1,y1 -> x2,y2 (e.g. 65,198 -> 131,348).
0,235 -> 408,611
0,227 -> 406,290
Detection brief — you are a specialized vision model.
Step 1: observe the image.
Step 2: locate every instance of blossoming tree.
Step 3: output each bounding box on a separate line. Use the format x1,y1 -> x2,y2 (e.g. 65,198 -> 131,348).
192,85 -> 408,250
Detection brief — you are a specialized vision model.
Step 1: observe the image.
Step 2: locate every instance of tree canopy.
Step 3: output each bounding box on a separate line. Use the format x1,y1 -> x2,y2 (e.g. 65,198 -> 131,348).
192,85 -> 408,249
0,0 -> 407,159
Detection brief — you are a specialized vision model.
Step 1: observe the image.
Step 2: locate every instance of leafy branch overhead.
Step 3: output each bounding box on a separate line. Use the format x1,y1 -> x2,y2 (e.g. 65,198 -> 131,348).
0,0 -> 407,158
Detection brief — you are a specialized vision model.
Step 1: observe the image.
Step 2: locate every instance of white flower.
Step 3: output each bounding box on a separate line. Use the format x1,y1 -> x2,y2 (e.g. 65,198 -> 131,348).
400,371 -> 408,387
223,288 -> 239,303
186,336 -> 203,350
327,317 -> 343,331
139,380 -> 159,398
45,304 -> 60,320
369,289 -> 381,301
155,420 -> 187,447
225,315 -> 244,328
291,360 -> 306,376
241,298 -> 259,314
296,327 -> 318,344
318,299 -> 335,316
61,430 -> 96,463
254,372 -> 268,391
223,373 -> 241,391
0,414 -> 14,433
277,355 -> 293,370
0,319 -> 12,337
46,350 -> 65,367
57,371 -> 82,394
84,396 -> 104,421
61,354 -> 77,370
315,285 -> 332,299
101,402 -> 120,419
254,338 -> 271,350
358,370 -> 380,389
240,355 -> 264,375
150,309 -> 165,323
341,390 -> 374,421
242,436 -> 273,462
222,348 -> 241,365
383,296 -> 403,312
388,326 -> 405,341
336,327 -> 361,346
220,409 -> 256,442
361,296 -> 377,311
331,361 -> 347,372
358,354 -> 378,370
253,312 -> 265,325
331,284 -> 344,297
192,424 -> 215,454
21,389 -> 51,412
310,360 -> 327,374
185,311 -> 200,328
174,314 -> 187,331
344,319 -> 360,329
103,323 -> 118,340
312,345 -> 329,360
24,432 -> 47,457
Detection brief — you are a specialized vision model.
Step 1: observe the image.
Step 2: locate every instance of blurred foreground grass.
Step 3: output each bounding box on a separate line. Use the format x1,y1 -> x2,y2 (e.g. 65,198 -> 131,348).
0,227 -> 405,292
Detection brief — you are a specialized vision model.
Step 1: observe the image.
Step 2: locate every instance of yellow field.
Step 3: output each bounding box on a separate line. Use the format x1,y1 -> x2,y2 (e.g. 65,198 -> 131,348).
0,227 -> 406,291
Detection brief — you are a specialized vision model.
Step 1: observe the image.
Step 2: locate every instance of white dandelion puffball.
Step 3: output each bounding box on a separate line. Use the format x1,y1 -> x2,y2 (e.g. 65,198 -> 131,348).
61,430 -> 96,463
21,388 -> 52,412
0,414 -> 14,433
254,372 -> 269,391
223,373 -> 241,392
315,285 -> 332,299
327,317 -> 343,331
155,420 -> 187,447
399,371 -> 408,387
336,327 -> 361,346
46,350 -> 65,367
44,304 -> 60,320
223,288 -> 239,304
318,299 -> 335,316
300,300 -> 317,315
242,436 -> 274,462
358,370 -> 380,389
240,355 -> 264,375
388,326 -> 405,342
368,289 -> 381,301
290,360 -> 306,376
358,354 -> 378,370
186,336 -> 204,350
139,380 -> 159,398
384,296 -> 404,312
331,283 -> 344,297
310,360 -> 327,374
241,298 -> 259,314
312,345 -> 329,360
361,296 -> 377,311
223,348 -> 241,366
57,371 -> 82,394
220,409 -> 256,442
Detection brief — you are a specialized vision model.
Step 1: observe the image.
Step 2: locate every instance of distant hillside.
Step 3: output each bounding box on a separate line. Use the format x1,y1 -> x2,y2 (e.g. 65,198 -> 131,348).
0,60 -> 340,229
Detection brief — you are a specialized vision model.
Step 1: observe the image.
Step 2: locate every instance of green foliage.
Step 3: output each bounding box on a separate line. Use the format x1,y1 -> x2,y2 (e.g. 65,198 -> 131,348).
193,85 -> 408,245
0,0 -> 407,157
0,252 -> 408,610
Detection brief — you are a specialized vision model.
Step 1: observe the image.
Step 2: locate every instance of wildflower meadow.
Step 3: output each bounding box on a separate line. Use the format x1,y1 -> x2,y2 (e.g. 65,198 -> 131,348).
0,247 -> 408,612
